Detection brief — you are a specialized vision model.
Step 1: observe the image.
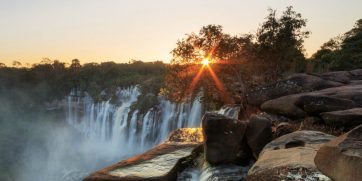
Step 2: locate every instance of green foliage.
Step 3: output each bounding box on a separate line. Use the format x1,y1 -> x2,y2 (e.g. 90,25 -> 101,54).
0,60 -> 166,104
165,6 -> 310,106
311,19 -> 362,71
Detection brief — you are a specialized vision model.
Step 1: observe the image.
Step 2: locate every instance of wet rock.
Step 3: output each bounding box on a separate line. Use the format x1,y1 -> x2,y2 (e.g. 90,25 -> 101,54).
178,164 -> 251,181
83,143 -> 201,181
247,73 -> 343,106
83,129 -> 204,181
320,108 -> 362,128
247,131 -> 335,181
246,115 -> 272,159
202,113 -> 250,165
216,104 -> 240,119
315,125 -> 362,181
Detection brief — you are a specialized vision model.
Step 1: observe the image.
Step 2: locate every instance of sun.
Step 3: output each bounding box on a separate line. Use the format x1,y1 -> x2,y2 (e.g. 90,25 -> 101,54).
201,58 -> 210,66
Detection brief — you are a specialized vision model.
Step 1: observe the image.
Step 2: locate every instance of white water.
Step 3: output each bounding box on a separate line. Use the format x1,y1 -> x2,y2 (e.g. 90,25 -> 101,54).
16,86 -> 203,181
66,86 -> 203,159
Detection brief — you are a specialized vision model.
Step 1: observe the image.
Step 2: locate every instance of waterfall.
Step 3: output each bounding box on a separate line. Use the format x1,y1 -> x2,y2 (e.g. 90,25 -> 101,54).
66,86 -> 203,157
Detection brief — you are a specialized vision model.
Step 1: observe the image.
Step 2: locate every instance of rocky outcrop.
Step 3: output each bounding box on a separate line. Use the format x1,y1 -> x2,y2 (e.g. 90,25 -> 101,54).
315,125 -> 362,181
260,84 -> 362,118
83,128 -> 203,181
321,108 -> 362,128
320,71 -> 352,83
246,115 -> 272,159
296,95 -> 357,115
247,73 -> 343,106
247,131 -> 335,181
202,113 -> 250,165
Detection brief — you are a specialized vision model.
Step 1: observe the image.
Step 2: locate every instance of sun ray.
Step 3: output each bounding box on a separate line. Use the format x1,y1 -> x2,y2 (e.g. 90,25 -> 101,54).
206,66 -> 232,103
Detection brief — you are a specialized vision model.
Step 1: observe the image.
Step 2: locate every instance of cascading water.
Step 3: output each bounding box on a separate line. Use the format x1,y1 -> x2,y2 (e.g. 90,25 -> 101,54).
66,86 -> 203,159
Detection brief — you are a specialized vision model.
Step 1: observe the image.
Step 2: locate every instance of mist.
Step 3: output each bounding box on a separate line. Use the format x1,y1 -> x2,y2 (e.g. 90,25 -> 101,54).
0,89 -> 128,181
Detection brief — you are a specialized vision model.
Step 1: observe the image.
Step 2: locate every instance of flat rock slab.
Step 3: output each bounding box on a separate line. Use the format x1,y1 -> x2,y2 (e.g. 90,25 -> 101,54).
83,143 -> 201,181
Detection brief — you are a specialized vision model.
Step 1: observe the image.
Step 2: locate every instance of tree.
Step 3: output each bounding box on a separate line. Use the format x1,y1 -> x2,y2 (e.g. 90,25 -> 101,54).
255,6 -> 310,77
165,6 -> 310,110
311,19 -> 362,71
12,61 -> 22,68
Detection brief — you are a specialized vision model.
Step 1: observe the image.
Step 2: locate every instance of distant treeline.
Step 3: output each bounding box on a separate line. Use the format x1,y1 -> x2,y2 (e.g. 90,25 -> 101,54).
0,60 -> 166,108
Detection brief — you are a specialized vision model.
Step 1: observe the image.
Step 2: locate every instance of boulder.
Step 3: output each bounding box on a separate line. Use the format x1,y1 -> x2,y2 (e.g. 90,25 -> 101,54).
83,129 -> 203,181
261,95 -> 307,118
321,108 -> 362,128
247,73 -> 343,106
315,125 -> 362,181
295,95 -> 357,115
246,115 -> 272,159
202,113 -> 250,165
261,84 -> 362,118
350,69 -> 362,79
247,131 -> 335,181
320,71 -> 352,83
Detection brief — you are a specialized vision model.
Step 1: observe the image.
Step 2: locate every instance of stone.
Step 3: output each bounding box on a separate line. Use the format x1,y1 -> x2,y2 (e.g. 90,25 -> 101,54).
350,69 -> 362,79
320,108 -> 362,128
83,128 -> 203,181
315,125 -> 362,181
295,95 -> 357,115
202,113 -> 249,165
320,71 -> 352,83
247,73 -> 343,106
246,115 -> 272,159
261,95 -> 307,118
261,84 -> 362,118
247,131 -> 335,181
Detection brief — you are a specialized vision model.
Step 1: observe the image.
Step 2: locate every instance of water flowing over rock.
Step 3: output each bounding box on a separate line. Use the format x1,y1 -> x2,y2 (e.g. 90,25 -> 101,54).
84,128 -> 203,181
84,143 -> 202,181
66,86 -> 203,178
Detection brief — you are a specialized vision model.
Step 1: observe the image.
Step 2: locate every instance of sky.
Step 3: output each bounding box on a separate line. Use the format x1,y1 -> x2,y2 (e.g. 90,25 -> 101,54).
0,0 -> 362,66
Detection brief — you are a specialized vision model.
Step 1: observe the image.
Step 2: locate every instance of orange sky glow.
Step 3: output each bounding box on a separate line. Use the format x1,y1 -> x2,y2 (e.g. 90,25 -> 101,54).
1,0 -> 361,66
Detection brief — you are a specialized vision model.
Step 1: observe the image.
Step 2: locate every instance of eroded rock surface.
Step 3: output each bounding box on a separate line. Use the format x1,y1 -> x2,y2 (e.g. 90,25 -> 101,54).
315,125 -> 362,181
247,131 -> 335,181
